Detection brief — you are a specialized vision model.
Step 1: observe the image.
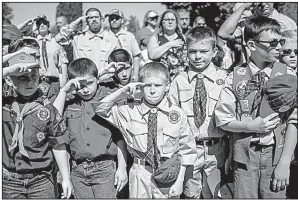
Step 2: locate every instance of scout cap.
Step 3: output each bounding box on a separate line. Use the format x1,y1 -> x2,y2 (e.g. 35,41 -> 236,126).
260,74 -> 297,118
151,153 -> 181,195
109,9 -> 123,18
8,53 -> 39,69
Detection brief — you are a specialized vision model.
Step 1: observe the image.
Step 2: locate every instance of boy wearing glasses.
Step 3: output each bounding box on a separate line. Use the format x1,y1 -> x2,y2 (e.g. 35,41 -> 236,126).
108,9 -> 141,82
279,30 -> 297,72
215,16 -> 297,198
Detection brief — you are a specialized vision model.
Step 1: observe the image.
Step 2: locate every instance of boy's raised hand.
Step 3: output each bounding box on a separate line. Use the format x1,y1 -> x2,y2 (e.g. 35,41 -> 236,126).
248,113 -> 280,133
122,82 -> 145,97
5,62 -> 39,77
61,77 -> 88,95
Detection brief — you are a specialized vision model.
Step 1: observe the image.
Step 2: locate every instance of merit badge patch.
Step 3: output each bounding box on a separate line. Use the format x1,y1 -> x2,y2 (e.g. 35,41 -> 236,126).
236,80 -> 248,98
216,79 -> 224,85
240,100 -> 249,112
37,132 -> 45,142
59,121 -> 67,132
169,110 -> 181,124
237,68 -> 246,76
37,107 -> 51,121
39,84 -> 49,94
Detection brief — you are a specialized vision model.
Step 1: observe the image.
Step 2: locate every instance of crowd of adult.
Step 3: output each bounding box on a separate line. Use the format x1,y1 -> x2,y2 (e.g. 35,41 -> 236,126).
2,2 -> 297,199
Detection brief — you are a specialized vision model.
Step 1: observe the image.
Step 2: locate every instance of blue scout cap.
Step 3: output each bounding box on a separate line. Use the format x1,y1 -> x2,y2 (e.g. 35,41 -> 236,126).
151,153 -> 181,195
260,74 -> 297,118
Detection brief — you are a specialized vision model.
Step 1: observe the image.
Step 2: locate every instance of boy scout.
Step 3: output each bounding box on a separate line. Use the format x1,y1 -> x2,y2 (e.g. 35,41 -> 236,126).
168,26 -> 229,198
53,58 -> 128,198
95,62 -> 197,198
214,16 -> 297,198
2,44 -> 72,199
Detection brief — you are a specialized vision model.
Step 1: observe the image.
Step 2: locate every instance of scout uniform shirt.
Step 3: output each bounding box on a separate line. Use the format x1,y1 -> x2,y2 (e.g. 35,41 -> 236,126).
36,33 -> 68,78
62,87 -> 124,161
169,62 -> 228,139
110,28 -> 141,58
2,89 -> 66,173
96,97 -> 197,166
59,24 -> 120,72
214,61 -> 297,145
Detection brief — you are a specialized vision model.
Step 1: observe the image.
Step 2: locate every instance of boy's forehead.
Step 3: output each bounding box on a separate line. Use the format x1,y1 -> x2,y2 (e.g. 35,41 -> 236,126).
282,40 -> 297,49
188,38 -> 214,48
142,74 -> 168,84
258,30 -> 281,40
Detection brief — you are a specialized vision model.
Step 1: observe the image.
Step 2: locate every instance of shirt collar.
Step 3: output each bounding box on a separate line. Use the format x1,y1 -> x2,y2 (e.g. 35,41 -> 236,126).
140,97 -> 171,116
113,28 -> 126,37
87,30 -> 104,40
187,62 -> 217,83
37,33 -> 52,41
248,60 -> 271,78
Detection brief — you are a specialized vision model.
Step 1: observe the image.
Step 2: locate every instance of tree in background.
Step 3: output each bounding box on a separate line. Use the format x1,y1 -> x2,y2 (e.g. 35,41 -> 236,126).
126,15 -> 140,36
162,2 -> 297,33
3,2 -> 13,25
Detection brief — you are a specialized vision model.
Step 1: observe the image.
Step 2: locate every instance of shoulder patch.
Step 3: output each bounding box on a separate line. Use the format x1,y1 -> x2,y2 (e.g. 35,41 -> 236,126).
37,107 -> 51,121
235,80 -> 248,98
237,68 -> 246,76
168,110 -> 181,124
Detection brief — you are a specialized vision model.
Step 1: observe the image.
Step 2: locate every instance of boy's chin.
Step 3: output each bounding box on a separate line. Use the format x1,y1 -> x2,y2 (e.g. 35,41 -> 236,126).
17,88 -> 38,98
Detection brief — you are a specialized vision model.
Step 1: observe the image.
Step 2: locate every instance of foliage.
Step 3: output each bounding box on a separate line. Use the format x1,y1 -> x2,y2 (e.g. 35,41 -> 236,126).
126,15 -> 140,36
2,2 -> 13,25
56,3 -> 82,26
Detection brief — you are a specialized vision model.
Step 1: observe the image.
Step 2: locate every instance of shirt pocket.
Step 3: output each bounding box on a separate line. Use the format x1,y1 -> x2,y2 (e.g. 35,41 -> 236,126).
208,89 -> 221,116
162,127 -> 179,154
178,88 -> 194,116
126,121 -> 148,153
66,110 -> 82,134
78,45 -> 92,57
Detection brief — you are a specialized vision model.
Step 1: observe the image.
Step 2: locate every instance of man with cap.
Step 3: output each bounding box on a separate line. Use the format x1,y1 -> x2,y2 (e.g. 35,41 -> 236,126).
108,9 -> 141,82
58,8 -> 120,75
35,15 -> 69,98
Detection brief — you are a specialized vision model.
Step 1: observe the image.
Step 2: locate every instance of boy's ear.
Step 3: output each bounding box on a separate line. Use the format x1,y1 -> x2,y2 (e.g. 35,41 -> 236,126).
212,47 -> 218,58
247,40 -> 256,52
5,77 -> 16,89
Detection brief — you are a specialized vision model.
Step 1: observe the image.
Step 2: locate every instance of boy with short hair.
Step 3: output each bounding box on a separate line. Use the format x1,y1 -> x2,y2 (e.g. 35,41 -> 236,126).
168,26 -> 229,198
94,62 -> 198,198
279,30 -> 297,72
214,16 -> 297,198
53,58 -> 128,198
2,43 -> 72,199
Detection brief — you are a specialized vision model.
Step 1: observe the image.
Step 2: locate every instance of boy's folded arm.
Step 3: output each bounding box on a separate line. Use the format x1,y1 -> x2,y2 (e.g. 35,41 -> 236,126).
53,87 -> 67,116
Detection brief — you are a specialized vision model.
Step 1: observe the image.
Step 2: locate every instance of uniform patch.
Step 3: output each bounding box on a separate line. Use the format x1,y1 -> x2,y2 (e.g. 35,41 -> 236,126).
236,80 -> 248,98
37,132 -> 45,142
216,79 -> 224,85
17,54 -> 28,62
37,107 -> 51,121
39,84 -> 49,94
240,100 -> 249,112
237,68 -> 246,76
169,110 -> 181,124
279,105 -> 291,113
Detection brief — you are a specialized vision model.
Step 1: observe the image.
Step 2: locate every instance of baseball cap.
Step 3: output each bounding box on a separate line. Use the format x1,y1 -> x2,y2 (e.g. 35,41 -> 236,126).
109,9 -> 123,18
8,53 -> 39,68
260,74 -> 297,118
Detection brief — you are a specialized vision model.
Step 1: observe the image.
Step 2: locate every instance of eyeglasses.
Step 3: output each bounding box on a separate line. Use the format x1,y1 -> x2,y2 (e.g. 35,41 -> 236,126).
163,18 -> 176,23
281,49 -> 298,56
109,15 -> 121,21
254,39 -> 286,47
148,16 -> 158,21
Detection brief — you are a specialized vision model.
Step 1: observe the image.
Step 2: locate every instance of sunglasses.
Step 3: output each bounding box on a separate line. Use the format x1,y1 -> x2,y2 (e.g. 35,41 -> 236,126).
36,19 -> 49,27
163,18 -> 176,23
109,16 -> 121,21
148,16 -> 158,21
254,39 -> 285,47
281,49 -> 298,56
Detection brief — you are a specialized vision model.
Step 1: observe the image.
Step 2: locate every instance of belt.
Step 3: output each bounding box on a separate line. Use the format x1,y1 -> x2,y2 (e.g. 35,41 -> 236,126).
40,76 -> 59,83
250,142 -> 275,147
3,167 -> 48,180
195,137 -> 221,146
133,157 -> 153,173
75,155 -> 114,166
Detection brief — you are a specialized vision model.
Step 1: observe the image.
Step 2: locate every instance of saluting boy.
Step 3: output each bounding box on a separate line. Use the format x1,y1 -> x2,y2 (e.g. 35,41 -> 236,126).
95,62 -> 198,198
168,26 -> 229,198
2,41 -> 72,199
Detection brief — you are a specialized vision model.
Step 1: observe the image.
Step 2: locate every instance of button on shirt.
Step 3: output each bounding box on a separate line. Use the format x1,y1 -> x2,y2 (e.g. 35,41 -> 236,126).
110,28 -> 141,58
62,88 -> 123,161
59,27 -> 119,72
36,34 -> 68,78
96,97 -> 197,166
169,63 -> 228,139
2,91 -> 66,173
214,61 -> 297,145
